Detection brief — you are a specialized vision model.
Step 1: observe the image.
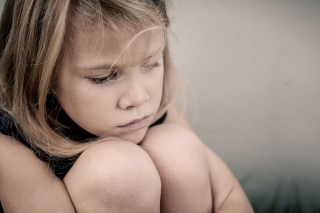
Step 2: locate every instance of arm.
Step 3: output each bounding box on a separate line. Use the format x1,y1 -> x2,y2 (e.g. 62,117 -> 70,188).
204,145 -> 253,212
164,105 -> 253,212
0,133 -> 76,213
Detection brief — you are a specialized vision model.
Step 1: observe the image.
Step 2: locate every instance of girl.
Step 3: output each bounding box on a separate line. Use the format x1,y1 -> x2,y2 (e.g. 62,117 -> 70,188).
0,0 -> 253,212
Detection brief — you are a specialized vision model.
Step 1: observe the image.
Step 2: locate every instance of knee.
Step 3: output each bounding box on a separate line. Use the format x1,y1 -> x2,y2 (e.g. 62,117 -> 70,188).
142,124 -> 209,169
141,124 -> 210,190
64,140 -> 161,212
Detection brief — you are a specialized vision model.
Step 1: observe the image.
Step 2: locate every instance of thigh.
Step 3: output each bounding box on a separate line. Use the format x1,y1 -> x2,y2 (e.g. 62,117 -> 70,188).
140,124 -> 213,213
63,140 -> 161,213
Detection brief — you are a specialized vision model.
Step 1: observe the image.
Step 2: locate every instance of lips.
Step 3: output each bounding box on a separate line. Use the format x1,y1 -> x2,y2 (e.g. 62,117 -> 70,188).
118,116 -> 150,131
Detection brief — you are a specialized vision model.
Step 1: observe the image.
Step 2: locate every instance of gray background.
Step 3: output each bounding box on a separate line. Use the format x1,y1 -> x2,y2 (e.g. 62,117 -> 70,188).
1,0 -> 320,211
168,0 -> 320,210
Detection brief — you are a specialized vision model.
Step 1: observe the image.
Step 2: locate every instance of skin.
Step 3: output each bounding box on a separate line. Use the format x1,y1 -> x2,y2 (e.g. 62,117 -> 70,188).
0,26 -> 254,213
56,28 -> 165,143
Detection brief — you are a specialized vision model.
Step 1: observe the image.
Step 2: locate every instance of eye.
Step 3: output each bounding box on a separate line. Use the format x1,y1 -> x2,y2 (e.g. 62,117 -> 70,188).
142,62 -> 161,71
87,71 -> 121,84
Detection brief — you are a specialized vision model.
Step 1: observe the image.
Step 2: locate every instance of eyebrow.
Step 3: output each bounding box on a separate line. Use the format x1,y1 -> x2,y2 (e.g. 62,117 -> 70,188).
76,48 -> 164,71
78,64 -> 119,71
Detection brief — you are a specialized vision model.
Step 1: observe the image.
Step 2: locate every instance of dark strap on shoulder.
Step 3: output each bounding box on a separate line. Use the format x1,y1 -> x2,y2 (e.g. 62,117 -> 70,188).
149,112 -> 167,128
0,109 -> 15,136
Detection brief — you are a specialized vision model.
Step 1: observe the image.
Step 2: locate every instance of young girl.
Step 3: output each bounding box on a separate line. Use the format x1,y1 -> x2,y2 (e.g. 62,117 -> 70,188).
0,0 -> 253,212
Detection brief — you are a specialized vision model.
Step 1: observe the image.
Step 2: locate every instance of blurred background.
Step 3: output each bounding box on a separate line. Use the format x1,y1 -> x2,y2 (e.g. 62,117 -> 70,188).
1,0 -> 320,212
168,0 -> 320,212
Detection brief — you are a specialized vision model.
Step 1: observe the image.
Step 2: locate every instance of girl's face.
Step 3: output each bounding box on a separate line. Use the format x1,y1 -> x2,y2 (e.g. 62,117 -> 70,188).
56,27 -> 165,143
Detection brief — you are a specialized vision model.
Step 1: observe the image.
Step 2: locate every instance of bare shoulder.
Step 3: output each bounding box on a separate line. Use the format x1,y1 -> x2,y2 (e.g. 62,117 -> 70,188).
0,133 -> 77,213
0,133 -> 53,183
0,133 -> 35,160
145,106 -> 199,143
0,132 -> 14,145
0,132 -> 44,176
163,105 -> 193,130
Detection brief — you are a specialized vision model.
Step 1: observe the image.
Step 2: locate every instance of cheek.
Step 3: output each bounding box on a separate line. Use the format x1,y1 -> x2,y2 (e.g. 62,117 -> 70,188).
154,69 -> 164,99
56,82 -> 118,135
155,79 -> 164,101
56,75 -> 99,113
59,85 -> 115,113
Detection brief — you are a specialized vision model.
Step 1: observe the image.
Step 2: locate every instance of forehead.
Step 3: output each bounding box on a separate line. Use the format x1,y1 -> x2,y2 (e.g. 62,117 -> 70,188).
66,26 -> 165,67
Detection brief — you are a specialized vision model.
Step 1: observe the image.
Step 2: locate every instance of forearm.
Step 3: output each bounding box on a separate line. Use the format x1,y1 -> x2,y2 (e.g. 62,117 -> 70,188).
0,134 -> 76,213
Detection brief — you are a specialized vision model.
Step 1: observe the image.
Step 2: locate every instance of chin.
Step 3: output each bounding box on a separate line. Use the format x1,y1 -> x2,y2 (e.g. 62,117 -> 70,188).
121,128 -> 149,144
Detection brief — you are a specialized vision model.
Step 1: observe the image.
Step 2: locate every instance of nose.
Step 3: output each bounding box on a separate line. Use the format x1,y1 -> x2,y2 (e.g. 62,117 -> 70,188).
118,78 -> 150,110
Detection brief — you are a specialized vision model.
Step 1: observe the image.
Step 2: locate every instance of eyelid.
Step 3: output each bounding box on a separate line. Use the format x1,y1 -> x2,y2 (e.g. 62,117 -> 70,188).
86,65 -> 121,77
86,60 -> 162,85
87,70 -> 122,84
141,61 -> 161,69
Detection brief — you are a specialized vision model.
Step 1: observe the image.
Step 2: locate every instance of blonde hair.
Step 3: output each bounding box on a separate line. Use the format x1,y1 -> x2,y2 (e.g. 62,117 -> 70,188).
0,0 -> 177,158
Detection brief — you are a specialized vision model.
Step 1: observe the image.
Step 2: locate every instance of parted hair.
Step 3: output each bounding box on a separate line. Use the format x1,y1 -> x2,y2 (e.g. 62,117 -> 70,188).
0,0 -> 177,158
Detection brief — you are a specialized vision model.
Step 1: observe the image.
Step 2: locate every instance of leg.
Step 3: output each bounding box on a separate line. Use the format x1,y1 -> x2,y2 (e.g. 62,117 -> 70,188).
140,124 -> 213,213
63,140 -> 161,213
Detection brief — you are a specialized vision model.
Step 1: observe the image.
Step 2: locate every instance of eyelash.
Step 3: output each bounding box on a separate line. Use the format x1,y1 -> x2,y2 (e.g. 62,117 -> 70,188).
87,62 -> 162,85
88,71 -> 120,84
142,62 -> 161,70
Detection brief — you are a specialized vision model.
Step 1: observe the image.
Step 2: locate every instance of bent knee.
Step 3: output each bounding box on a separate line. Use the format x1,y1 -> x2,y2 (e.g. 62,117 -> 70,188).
64,140 -> 161,212
142,124 -> 208,168
141,124 -> 210,189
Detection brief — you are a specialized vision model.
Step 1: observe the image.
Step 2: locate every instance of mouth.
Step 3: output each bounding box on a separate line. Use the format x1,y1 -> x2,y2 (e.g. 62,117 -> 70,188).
118,116 -> 150,132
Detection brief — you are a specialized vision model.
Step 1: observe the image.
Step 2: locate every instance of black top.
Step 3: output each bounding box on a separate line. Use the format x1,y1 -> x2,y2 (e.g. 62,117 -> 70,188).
0,108 -> 167,179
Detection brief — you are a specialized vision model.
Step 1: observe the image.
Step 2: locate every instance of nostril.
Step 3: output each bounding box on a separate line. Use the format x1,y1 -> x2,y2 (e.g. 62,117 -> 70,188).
118,82 -> 149,110
126,105 -> 134,110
